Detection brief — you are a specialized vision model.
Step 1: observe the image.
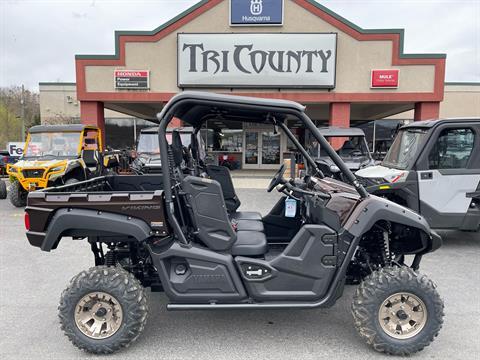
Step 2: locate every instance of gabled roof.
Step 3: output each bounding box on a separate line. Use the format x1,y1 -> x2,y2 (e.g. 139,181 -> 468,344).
75,0 -> 445,61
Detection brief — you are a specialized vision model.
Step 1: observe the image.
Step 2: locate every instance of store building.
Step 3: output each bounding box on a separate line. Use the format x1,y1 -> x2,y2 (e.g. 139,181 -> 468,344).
39,0 -> 480,168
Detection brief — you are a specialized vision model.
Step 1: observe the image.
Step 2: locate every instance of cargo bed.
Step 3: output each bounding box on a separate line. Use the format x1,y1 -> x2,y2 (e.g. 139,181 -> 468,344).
25,175 -> 168,250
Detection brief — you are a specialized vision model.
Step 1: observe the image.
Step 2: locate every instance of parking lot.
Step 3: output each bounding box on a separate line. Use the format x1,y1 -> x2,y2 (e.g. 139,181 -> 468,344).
0,186 -> 479,360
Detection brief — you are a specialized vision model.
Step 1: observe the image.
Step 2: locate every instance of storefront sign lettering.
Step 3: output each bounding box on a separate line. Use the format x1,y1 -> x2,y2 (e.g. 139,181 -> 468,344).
178,34 -> 337,88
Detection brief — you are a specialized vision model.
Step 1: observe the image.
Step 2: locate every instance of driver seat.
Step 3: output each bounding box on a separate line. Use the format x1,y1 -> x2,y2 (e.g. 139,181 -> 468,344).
190,132 -> 262,221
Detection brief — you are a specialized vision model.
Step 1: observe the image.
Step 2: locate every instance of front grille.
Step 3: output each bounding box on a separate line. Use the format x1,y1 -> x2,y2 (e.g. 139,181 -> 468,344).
22,169 -> 45,178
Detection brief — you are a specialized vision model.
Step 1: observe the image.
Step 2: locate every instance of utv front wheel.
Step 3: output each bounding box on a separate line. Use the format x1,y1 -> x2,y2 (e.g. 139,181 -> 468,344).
59,266 -> 148,354
0,180 -> 6,199
9,180 -> 27,207
352,266 -> 444,356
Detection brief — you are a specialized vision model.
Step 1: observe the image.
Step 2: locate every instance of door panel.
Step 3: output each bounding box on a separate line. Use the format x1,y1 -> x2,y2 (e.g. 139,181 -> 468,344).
418,125 -> 479,228
261,132 -> 281,165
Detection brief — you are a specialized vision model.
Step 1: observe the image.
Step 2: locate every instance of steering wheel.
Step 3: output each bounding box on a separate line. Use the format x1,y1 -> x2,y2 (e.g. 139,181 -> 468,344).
267,164 -> 286,192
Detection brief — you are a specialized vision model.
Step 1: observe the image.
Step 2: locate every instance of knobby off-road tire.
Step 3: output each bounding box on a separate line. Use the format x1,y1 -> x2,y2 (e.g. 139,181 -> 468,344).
0,180 -> 6,199
59,266 -> 148,354
9,180 -> 27,207
352,266 -> 444,356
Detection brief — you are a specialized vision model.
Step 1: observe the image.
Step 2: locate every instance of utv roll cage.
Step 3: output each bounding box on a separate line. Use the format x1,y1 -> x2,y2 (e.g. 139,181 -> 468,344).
157,92 -> 369,246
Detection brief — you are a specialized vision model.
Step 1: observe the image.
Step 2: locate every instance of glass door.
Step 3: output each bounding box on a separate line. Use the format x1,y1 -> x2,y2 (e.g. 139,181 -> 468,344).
243,130 -> 283,169
243,131 -> 259,168
261,131 -> 281,167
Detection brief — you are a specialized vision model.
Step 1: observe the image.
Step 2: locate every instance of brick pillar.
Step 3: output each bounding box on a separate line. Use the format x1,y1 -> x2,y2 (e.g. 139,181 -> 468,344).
169,116 -> 182,128
80,101 -> 105,147
414,102 -> 440,121
329,102 -> 351,150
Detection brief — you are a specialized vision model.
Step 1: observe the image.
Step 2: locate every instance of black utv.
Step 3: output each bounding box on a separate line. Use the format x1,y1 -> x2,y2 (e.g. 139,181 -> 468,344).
25,92 -> 444,356
131,126 -> 194,174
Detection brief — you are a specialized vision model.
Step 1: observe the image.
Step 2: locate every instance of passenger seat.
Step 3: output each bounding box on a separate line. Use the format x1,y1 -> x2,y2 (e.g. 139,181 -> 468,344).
181,176 -> 267,257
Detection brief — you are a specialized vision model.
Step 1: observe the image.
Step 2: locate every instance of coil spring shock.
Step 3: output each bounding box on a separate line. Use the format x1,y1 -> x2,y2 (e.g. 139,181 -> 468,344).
381,223 -> 392,266
105,251 -> 116,267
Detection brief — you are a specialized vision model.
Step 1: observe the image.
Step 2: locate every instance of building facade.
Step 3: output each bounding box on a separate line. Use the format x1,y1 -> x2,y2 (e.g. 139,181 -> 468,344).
39,0 -> 480,167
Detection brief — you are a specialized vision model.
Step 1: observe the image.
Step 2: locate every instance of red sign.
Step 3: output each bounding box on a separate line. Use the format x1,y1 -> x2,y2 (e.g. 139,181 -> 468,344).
114,70 -> 148,77
371,69 -> 399,88
114,70 -> 149,89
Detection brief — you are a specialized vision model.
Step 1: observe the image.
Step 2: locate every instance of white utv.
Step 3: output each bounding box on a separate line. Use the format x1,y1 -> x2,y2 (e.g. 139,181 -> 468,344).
356,118 -> 480,232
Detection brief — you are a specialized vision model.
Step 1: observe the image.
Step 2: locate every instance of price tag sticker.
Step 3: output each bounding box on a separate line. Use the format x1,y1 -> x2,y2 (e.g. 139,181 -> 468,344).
285,198 -> 297,218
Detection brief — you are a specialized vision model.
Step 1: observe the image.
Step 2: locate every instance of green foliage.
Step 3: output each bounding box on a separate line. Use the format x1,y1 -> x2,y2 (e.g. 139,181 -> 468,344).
0,86 -> 40,150
0,103 -> 22,149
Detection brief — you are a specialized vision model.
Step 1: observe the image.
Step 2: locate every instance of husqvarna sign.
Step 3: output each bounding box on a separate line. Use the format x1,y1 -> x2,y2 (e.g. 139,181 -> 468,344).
230,0 -> 283,26
178,33 -> 337,88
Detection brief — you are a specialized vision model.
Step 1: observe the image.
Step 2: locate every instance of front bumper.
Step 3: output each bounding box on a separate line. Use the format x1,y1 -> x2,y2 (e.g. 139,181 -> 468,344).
428,230 -> 442,253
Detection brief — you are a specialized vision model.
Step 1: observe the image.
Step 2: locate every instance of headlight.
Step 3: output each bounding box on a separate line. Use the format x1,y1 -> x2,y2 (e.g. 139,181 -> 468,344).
329,165 -> 340,173
50,166 -> 65,172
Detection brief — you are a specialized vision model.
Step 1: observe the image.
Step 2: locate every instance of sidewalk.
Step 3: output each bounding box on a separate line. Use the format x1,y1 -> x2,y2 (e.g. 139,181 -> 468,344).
231,169 -> 275,189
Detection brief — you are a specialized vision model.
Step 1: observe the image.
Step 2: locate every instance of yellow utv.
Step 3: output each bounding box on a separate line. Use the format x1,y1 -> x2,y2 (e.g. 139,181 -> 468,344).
6,124 -> 113,207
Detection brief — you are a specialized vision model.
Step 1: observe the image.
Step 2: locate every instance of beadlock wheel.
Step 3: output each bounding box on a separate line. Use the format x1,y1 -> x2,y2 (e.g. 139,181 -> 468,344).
75,292 -> 123,339
378,292 -> 427,340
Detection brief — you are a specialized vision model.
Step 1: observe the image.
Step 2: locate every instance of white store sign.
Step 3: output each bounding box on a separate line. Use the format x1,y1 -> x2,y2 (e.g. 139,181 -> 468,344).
178,33 -> 337,88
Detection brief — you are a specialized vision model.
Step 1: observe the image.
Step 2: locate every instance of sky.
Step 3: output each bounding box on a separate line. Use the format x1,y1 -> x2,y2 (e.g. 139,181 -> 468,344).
1,0 -> 479,90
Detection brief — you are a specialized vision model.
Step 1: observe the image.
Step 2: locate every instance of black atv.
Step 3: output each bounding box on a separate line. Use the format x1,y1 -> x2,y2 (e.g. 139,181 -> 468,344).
25,92 -> 444,355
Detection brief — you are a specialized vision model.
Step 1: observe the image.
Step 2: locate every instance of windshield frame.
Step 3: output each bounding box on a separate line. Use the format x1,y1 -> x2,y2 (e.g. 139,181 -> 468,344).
381,128 -> 428,170
23,131 -> 82,160
136,131 -> 192,155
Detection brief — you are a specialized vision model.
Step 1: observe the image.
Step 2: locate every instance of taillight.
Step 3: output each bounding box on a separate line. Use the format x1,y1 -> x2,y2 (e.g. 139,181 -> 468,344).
24,212 -> 30,231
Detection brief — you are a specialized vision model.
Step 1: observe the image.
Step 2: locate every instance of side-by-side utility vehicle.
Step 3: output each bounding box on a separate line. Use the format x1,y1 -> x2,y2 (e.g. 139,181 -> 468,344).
25,92 -> 444,355
131,126 -> 193,174
7,124 -> 117,207
356,118 -> 480,232
310,127 -> 375,179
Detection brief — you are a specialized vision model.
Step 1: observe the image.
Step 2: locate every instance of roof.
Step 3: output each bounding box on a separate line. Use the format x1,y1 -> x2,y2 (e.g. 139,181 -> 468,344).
28,124 -> 97,133
169,91 -> 305,112
401,118 -> 480,129
141,126 -> 194,134
158,91 -> 306,127
317,127 -> 365,137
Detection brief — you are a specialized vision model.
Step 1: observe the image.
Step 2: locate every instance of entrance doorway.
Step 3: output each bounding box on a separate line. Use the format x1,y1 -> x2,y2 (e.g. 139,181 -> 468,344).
243,129 -> 283,169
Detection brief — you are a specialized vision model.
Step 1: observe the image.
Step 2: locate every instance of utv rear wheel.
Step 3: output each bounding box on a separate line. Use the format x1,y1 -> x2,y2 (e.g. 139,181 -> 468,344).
0,180 -> 6,199
352,266 -> 444,356
59,266 -> 148,354
9,180 -> 27,207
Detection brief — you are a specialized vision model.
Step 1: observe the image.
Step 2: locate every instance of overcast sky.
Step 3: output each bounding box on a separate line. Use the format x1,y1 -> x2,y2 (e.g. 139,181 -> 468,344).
1,0 -> 479,90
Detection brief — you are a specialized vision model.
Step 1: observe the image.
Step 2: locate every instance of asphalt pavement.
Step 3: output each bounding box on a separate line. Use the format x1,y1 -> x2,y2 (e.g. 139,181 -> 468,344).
0,188 -> 479,360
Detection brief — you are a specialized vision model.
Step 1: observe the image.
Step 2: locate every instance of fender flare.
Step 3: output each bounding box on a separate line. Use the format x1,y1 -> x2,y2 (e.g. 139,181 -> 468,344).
344,195 -> 440,253
40,208 -> 152,251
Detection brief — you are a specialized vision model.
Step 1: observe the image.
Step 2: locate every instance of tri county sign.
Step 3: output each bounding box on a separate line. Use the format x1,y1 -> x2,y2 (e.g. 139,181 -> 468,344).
177,33 -> 337,88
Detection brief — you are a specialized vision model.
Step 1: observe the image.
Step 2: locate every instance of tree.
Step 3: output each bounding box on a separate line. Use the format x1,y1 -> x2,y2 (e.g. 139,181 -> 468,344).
0,86 -> 40,150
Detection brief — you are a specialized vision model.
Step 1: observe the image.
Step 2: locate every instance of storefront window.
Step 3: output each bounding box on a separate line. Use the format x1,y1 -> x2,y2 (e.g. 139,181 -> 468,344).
202,121 -> 243,152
